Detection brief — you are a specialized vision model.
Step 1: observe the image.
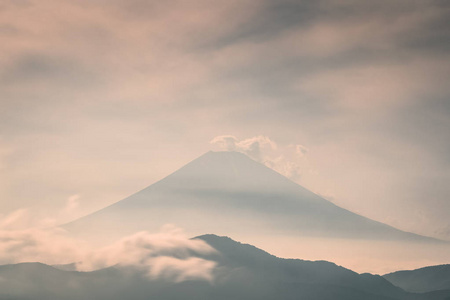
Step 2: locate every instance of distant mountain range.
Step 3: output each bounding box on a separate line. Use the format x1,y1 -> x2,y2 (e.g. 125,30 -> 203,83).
64,151 -> 442,243
0,235 -> 449,300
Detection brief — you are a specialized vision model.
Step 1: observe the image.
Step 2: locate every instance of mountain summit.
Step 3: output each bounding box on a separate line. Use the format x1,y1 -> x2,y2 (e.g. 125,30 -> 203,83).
65,151 -> 439,243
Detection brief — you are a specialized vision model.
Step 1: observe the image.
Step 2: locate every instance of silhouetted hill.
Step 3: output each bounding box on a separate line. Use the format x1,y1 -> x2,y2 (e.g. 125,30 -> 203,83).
1,236 -> 448,300
195,234 -> 406,299
384,264 -> 450,293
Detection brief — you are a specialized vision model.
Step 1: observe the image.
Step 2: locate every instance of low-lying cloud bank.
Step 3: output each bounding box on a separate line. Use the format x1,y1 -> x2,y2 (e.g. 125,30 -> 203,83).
77,226 -> 216,282
0,210 -> 216,282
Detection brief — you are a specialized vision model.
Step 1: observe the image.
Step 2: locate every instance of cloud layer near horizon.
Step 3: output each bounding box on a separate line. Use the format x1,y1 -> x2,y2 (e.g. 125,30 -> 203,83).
0,0 -> 449,241
0,210 -> 216,282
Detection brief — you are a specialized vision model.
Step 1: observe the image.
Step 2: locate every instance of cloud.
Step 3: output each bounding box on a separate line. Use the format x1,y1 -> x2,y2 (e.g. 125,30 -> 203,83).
0,195 -> 85,230
211,135 -> 308,181
0,221 -> 86,266
146,256 -> 216,282
0,208 -> 32,230
264,155 -> 302,182
209,135 -> 239,152
0,211 -> 216,282
76,225 -> 217,281
210,135 -> 276,162
63,194 -> 80,214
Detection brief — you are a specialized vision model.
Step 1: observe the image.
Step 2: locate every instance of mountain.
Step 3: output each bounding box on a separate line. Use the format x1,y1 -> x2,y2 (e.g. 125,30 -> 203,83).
195,234 -> 407,299
0,235 -> 449,300
65,151 -> 440,243
384,264 -> 450,293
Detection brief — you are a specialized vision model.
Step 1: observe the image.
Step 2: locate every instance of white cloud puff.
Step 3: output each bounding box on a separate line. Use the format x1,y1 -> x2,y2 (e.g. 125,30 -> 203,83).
210,135 -> 276,163
211,135 -> 308,181
0,211 -> 216,282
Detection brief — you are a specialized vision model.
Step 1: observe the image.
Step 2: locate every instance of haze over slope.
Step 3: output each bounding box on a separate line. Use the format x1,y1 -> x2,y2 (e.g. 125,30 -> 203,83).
66,151 -> 438,243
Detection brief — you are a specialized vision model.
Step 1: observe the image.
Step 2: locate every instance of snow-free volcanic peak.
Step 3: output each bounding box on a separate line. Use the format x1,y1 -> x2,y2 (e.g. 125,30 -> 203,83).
65,151 -> 441,244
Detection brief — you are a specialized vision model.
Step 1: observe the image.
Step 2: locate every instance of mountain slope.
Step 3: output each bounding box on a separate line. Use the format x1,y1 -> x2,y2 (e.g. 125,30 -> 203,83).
384,264 -> 450,293
65,151 -> 441,243
195,234 -> 406,299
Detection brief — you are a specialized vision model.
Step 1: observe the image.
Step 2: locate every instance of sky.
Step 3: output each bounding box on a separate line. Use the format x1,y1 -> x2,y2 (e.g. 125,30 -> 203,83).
1,0 -> 450,241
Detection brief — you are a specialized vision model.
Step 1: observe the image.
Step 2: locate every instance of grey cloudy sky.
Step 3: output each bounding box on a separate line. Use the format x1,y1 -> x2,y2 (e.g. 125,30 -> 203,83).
1,0 -> 450,239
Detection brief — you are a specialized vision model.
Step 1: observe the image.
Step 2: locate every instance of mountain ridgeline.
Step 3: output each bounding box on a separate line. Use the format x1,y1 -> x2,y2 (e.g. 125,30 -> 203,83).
64,151 -> 441,243
384,264 -> 450,293
0,235 -> 449,300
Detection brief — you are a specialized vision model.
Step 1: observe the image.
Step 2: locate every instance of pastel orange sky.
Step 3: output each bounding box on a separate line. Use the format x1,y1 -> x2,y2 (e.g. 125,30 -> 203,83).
1,0 -> 450,243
